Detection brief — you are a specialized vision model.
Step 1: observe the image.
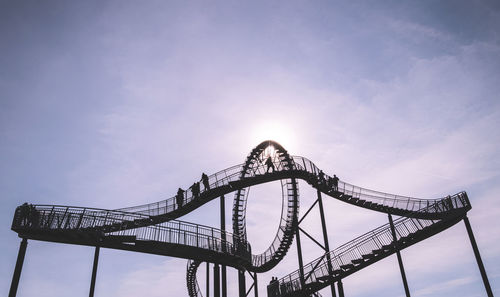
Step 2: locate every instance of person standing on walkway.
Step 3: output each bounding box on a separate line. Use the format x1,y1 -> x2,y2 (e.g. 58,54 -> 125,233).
266,156 -> 275,173
176,188 -> 185,208
201,173 -> 210,191
332,174 -> 339,191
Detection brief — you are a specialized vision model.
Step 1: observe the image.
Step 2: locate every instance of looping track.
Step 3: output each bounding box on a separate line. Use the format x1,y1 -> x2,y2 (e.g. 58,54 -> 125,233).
11,141 -> 472,297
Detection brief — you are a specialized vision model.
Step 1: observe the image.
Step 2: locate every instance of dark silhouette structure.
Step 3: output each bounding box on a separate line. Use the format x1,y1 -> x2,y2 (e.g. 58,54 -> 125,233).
9,141 -> 493,297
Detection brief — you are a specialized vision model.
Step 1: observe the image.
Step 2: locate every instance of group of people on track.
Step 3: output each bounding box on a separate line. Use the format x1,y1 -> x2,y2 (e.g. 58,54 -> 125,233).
18,203 -> 40,227
176,172 -> 211,208
175,158 -> 339,209
319,170 -> 339,191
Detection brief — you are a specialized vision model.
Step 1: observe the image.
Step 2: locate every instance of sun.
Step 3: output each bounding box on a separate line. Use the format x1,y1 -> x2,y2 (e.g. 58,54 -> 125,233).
250,121 -> 295,149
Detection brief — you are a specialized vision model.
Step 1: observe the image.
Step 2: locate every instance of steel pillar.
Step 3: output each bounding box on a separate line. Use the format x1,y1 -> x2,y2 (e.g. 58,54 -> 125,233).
337,280 -> 344,297
89,246 -> 100,297
388,214 -> 410,297
238,269 -> 246,297
317,190 -> 336,297
220,195 -> 227,297
214,264 -> 221,297
206,262 -> 210,297
9,238 -> 28,297
464,216 -> 493,297
254,272 -> 259,297
295,225 -> 306,287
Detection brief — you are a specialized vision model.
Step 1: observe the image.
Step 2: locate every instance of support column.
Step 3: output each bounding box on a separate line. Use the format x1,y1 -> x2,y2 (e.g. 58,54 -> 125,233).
214,264 -> 221,297
463,217 -> 493,297
295,226 -> 306,287
337,280 -> 344,297
254,272 -> 259,297
238,269 -> 246,297
220,195 -> 227,297
206,262 -> 210,297
89,246 -> 100,297
388,214 -> 410,297
317,190 -> 337,297
9,238 -> 28,297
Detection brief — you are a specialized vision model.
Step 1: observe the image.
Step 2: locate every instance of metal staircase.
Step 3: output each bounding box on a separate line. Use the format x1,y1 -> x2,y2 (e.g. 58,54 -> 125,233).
268,192 -> 471,296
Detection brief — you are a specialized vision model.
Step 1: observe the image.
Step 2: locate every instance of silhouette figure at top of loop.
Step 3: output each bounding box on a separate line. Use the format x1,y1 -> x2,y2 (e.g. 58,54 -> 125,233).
266,156 -> 275,173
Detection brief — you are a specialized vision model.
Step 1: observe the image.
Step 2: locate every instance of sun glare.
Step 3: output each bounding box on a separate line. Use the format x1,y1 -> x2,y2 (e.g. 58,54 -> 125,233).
250,121 -> 295,149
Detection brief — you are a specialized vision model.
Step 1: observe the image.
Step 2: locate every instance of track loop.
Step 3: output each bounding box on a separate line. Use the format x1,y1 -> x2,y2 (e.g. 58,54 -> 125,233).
232,140 -> 299,272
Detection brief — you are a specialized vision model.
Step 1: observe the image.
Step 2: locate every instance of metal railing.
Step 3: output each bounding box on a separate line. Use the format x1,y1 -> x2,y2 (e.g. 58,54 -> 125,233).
12,204 -> 251,261
272,193 -> 469,296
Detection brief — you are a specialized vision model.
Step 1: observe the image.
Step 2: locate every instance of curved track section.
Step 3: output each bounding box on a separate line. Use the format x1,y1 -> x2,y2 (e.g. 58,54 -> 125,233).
233,141 -> 299,272
10,141 -> 473,297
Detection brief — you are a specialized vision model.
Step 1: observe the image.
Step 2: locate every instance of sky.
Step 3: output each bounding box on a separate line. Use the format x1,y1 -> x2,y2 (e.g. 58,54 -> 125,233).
1,0 -> 500,296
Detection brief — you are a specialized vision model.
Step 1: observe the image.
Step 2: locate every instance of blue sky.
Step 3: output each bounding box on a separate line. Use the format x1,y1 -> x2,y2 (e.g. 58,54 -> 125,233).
1,1 -> 499,296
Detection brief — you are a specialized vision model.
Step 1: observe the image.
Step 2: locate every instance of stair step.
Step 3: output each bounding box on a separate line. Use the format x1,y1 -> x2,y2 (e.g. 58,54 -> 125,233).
340,264 -> 354,271
382,244 -> 394,251
372,248 -> 384,255
352,259 -> 364,265
362,254 -> 375,260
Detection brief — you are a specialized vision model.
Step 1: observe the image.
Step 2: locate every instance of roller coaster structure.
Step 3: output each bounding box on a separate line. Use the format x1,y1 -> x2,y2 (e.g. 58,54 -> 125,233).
9,141 -> 494,297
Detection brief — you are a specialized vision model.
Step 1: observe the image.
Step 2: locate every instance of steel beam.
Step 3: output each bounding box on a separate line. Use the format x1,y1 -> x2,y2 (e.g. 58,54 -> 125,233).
317,190 -> 337,297
89,246 -> 100,297
206,262 -> 210,297
337,280 -> 344,297
214,264 -> 220,297
9,238 -> 28,297
238,269 -> 246,297
463,216 -> 493,297
253,272 -> 258,297
220,195 -> 227,297
388,214 -> 410,297
295,226 -> 306,287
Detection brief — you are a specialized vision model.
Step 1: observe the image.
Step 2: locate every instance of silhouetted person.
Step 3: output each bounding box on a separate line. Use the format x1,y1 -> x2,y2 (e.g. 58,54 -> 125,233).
191,182 -> 200,199
319,170 -> 325,185
266,156 -> 275,173
32,208 -> 40,228
268,277 -> 280,297
201,173 -> 210,191
28,204 -> 37,226
176,188 -> 185,208
332,174 -> 339,191
19,203 -> 29,225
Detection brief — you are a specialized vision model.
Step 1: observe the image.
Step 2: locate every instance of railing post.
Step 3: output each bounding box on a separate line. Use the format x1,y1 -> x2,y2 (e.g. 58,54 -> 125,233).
388,214 -> 410,297
9,238 -> 28,297
463,216 -> 493,297
317,190 -> 337,297
89,246 -> 100,297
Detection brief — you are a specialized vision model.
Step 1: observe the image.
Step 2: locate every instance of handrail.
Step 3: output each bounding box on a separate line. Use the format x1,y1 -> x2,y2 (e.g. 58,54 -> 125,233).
271,193 -> 469,296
